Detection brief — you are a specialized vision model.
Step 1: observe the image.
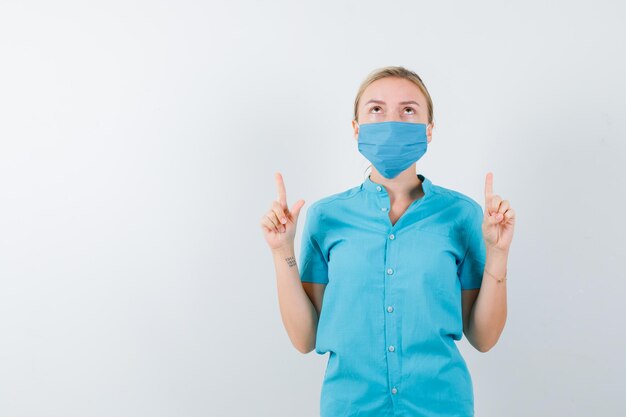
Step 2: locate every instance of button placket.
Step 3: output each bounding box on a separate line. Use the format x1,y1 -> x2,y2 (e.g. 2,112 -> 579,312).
371,179 -> 401,398
384,222 -> 400,399
376,185 -> 389,213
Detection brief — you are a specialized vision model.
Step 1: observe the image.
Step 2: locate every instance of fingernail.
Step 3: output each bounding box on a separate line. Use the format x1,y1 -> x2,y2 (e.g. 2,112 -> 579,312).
281,217 -> 286,223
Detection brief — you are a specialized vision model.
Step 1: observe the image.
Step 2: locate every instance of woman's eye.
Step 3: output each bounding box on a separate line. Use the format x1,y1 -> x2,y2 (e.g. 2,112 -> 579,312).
404,107 -> 416,114
370,106 -> 382,113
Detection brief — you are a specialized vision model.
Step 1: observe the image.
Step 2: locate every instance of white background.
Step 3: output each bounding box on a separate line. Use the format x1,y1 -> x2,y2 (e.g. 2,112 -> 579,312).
1,1 -> 624,416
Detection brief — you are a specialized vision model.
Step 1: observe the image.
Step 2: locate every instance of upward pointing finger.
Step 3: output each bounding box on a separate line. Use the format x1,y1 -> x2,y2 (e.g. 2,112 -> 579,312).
485,172 -> 494,205
275,172 -> 288,210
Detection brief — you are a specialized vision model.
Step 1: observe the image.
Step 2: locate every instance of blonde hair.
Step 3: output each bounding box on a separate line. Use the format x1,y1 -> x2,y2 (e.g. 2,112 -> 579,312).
353,66 -> 434,124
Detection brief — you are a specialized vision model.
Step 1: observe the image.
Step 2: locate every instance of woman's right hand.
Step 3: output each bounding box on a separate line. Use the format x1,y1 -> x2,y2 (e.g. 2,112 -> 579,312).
260,172 -> 305,252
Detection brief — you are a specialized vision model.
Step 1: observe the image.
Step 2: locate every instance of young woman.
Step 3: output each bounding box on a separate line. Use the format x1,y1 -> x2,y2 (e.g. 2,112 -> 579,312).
260,66 -> 515,417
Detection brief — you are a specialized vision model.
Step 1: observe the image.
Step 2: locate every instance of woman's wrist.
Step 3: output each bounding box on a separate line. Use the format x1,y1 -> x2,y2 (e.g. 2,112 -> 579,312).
272,244 -> 295,258
486,244 -> 509,256
484,247 -> 509,282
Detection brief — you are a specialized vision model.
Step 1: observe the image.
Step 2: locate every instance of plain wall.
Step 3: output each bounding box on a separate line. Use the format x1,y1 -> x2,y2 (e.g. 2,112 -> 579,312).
1,0 -> 624,416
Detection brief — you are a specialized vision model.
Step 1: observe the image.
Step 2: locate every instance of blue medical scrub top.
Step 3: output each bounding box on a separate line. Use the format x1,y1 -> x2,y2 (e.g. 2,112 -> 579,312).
299,173 -> 486,417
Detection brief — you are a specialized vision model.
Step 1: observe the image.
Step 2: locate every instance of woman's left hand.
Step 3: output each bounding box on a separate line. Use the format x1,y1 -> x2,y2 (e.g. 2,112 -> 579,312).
482,172 -> 515,253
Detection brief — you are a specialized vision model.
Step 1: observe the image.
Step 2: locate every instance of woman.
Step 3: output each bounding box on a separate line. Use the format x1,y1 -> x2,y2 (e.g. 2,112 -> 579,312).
260,66 -> 515,417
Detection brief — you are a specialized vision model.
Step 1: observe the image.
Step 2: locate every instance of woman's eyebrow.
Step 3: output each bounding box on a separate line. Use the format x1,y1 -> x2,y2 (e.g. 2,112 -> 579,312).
364,99 -> 420,106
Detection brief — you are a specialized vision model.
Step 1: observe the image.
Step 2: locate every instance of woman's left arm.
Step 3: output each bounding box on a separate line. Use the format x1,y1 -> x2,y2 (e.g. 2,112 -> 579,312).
466,172 -> 516,353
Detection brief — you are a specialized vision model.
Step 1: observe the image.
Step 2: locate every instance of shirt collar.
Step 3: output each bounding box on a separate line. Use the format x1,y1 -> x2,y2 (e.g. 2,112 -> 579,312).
361,173 -> 432,196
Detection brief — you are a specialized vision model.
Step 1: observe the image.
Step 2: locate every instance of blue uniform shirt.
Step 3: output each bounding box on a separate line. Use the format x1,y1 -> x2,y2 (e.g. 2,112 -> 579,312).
299,173 -> 486,417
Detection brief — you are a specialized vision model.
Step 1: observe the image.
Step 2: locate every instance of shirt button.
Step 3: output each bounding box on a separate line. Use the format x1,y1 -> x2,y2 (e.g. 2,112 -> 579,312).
381,207 -> 388,212
389,234 -> 395,240
387,306 -> 394,313
376,185 -> 382,191
391,387 -> 398,395
388,345 -> 395,352
386,268 -> 394,275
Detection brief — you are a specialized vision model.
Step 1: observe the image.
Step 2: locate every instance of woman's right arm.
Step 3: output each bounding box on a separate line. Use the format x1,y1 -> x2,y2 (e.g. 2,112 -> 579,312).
260,172 -> 321,354
271,245 -> 324,354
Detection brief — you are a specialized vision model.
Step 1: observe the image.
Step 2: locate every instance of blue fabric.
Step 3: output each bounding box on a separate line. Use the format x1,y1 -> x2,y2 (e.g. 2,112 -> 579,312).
357,121 -> 428,179
299,173 -> 486,417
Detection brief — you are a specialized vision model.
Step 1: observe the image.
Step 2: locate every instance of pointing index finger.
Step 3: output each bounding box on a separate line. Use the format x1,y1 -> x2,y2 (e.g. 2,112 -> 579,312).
485,172 -> 493,203
275,172 -> 288,209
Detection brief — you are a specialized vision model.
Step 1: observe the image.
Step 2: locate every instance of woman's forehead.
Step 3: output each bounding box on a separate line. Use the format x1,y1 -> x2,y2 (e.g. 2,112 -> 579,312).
362,77 -> 425,103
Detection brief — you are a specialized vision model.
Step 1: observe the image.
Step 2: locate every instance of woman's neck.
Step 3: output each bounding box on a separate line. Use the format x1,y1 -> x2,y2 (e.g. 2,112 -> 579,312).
369,170 -> 423,202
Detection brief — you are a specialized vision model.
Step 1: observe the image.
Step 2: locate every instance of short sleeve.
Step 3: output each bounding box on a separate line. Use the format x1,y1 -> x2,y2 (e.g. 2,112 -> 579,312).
298,203 -> 329,284
457,201 -> 486,290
